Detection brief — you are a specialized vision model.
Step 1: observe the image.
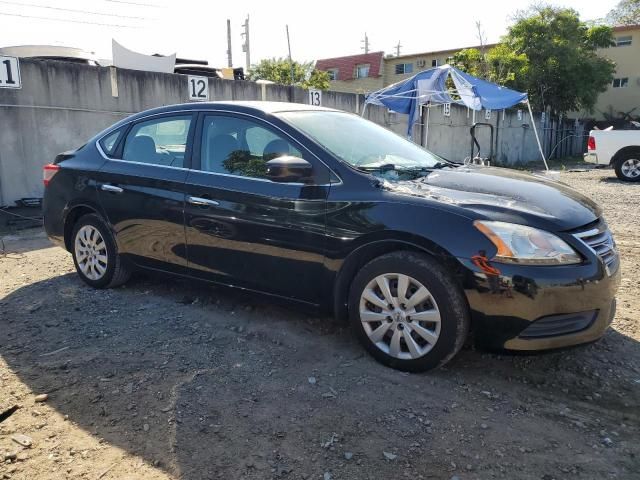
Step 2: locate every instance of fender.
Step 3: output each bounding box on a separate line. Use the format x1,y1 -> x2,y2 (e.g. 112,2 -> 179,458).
611,145 -> 640,165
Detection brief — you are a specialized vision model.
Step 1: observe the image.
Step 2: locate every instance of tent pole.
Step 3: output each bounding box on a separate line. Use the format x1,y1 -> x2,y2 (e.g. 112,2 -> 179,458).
526,100 -> 549,171
425,104 -> 430,148
361,101 -> 368,118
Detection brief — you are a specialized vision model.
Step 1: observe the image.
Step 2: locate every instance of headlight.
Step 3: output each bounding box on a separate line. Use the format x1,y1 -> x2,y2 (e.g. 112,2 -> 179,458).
474,221 -> 581,265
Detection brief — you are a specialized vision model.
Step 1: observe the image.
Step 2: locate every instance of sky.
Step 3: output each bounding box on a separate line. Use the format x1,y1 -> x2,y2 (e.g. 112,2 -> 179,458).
0,0 -> 618,69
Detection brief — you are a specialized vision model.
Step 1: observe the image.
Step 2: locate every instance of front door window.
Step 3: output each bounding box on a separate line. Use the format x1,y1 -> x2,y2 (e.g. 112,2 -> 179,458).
200,115 -> 303,179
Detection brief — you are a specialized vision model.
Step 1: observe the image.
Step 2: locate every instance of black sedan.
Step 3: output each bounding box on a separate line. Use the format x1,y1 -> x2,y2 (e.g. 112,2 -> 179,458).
43,101 -> 620,372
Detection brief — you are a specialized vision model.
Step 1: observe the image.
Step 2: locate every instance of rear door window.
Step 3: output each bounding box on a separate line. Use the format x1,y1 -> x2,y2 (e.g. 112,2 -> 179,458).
120,115 -> 193,168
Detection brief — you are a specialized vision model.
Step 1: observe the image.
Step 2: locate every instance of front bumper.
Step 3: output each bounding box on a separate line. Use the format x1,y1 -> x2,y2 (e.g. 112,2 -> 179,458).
459,254 -> 621,351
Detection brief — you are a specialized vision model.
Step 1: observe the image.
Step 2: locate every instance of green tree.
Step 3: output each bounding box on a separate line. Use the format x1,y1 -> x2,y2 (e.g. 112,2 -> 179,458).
249,58 -> 330,90
452,7 -> 615,115
606,0 -> 640,25
452,45 -> 527,87
506,7 -> 615,114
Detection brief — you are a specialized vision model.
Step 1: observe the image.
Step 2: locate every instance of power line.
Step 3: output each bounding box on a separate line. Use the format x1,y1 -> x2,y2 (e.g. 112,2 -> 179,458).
105,0 -> 163,7
0,11 -> 138,28
0,1 -> 147,20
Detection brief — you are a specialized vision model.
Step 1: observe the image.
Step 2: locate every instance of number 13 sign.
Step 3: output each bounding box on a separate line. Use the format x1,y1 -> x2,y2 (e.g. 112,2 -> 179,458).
0,56 -> 21,89
308,89 -> 321,106
188,76 -> 209,101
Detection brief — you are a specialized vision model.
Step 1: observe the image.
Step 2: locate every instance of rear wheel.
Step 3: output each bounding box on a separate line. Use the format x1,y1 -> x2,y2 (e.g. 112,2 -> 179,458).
71,214 -> 131,288
614,153 -> 640,182
349,251 -> 469,372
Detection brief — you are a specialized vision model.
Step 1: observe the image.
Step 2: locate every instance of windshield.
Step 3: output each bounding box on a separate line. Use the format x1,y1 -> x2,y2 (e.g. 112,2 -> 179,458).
277,111 -> 445,171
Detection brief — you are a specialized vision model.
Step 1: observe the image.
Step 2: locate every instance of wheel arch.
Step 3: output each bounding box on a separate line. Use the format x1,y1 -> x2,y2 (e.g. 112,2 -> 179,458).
610,145 -> 640,165
332,232 -> 465,321
63,203 -> 103,252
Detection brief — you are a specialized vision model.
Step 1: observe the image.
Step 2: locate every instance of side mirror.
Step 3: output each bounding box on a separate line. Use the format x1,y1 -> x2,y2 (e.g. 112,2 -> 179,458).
265,156 -> 313,183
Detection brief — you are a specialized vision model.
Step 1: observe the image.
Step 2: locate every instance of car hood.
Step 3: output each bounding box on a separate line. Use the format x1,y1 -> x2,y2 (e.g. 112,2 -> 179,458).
382,166 -> 601,231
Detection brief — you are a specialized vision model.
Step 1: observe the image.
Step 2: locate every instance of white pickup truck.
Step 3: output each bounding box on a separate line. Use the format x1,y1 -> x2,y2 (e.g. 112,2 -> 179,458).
584,129 -> 640,181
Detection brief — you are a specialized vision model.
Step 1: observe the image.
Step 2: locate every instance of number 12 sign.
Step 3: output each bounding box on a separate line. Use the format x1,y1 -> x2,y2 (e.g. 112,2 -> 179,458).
0,56 -> 21,89
188,76 -> 209,101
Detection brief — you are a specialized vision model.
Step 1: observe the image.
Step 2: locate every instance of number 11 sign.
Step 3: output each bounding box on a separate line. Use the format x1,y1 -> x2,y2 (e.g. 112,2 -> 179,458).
0,56 -> 21,89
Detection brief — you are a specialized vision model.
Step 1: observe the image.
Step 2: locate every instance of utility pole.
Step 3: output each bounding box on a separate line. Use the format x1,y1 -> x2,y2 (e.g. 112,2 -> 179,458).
226,19 -> 233,68
394,40 -> 402,57
475,21 -> 487,78
286,25 -> 295,85
361,33 -> 369,54
241,15 -> 250,74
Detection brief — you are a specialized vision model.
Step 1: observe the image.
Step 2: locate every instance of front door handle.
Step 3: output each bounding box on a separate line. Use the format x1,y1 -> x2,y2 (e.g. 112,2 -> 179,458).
187,196 -> 219,207
101,184 -> 124,194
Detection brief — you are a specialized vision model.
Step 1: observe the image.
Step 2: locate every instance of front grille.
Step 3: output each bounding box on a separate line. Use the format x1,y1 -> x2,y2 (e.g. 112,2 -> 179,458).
574,220 -> 618,273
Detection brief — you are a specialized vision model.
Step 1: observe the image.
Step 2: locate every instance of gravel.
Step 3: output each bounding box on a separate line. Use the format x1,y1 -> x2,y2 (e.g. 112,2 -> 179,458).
0,168 -> 638,479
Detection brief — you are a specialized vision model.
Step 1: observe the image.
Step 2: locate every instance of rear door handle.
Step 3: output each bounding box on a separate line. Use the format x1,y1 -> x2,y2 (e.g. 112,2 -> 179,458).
101,184 -> 124,194
187,196 -> 219,207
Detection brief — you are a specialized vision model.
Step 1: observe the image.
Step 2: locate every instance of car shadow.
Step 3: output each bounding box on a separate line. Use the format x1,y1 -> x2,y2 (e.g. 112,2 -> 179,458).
1,272 -> 639,479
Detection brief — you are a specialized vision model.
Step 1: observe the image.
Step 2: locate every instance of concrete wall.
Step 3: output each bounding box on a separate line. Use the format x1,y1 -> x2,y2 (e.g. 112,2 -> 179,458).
417,104 -> 574,165
0,59 -> 567,206
0,59 -> 397,206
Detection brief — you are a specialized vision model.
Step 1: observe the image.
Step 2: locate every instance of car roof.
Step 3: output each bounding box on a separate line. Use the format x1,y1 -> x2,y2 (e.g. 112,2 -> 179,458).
126,100 -> 340,122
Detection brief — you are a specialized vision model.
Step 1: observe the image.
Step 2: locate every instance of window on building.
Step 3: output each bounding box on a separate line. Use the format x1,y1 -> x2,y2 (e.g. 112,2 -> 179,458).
431,59 -> 439,67
394,63 -> 413,74
355,64 -> 370,78
612,77 -> 629,88
327,69 -> 338,81
615,35 -> 632,47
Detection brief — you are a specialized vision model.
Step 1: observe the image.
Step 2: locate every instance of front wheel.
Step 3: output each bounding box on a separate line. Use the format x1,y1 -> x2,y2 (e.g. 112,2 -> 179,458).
614,154 -> 640,182
71,214 -> 131,288
349,251 -> 470,372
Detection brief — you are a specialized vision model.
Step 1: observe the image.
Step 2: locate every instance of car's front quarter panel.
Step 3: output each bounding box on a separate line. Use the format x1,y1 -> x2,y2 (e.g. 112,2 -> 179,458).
323,185 -> 494,284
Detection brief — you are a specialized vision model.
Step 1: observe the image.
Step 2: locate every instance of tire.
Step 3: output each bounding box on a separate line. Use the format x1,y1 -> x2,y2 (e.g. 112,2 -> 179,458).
614,153 -> 640,182
70,213 -> 131,289
348,251 -> 469,372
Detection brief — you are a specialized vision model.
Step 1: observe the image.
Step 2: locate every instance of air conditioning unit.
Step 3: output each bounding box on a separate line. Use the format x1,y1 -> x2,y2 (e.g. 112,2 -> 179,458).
416,59 -> 426,68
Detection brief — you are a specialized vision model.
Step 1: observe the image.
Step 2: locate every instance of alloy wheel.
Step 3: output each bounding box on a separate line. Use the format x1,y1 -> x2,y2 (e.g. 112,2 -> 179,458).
359,273 -> 441,360
621,158 -> 640,179
74,225 -> 108,281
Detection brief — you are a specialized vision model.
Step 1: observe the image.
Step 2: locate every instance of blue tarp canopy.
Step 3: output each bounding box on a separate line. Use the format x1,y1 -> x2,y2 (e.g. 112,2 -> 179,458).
365,65 -> 528,137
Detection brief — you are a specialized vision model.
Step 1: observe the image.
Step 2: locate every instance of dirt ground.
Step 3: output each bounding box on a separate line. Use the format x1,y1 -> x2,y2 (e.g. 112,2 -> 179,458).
1,168 -> 638,480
